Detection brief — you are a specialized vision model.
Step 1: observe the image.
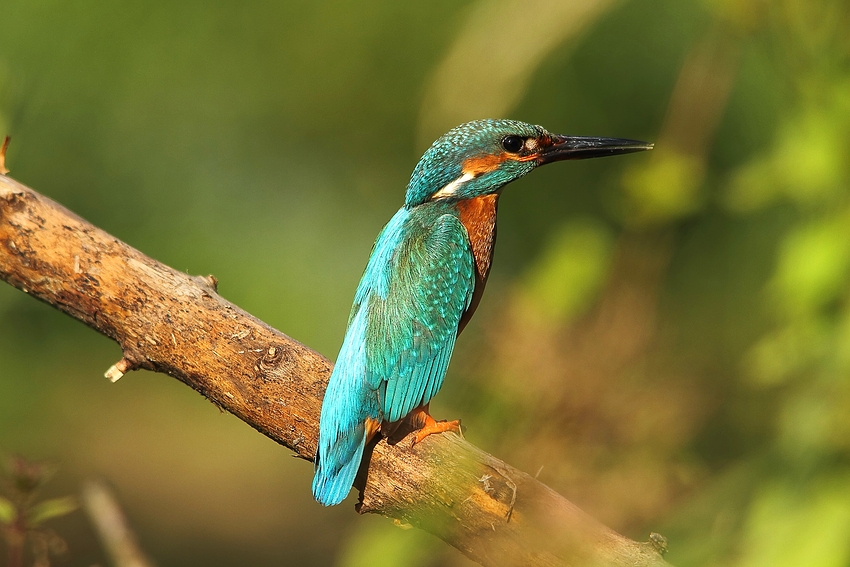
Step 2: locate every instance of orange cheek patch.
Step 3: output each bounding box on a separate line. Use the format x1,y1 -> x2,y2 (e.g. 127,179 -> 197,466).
461,153 -> 509,177
463,150 -> 542,173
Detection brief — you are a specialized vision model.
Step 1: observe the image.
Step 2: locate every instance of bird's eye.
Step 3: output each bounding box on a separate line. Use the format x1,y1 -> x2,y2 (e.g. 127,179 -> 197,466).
501,135 -> 525,154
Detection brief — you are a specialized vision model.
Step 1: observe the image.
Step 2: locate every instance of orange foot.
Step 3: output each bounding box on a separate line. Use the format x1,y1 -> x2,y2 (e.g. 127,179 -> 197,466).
410,406 -> 462,445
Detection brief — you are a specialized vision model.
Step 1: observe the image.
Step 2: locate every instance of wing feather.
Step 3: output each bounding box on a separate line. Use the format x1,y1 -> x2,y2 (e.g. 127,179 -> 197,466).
363,212 -> 474,423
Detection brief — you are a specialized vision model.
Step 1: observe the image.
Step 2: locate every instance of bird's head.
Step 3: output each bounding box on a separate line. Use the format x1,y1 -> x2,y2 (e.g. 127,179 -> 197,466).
405,119 -> 652,207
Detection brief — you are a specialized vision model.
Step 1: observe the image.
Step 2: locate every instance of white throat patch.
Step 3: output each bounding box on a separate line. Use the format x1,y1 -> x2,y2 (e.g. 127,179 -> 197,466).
432,172 -> 475,199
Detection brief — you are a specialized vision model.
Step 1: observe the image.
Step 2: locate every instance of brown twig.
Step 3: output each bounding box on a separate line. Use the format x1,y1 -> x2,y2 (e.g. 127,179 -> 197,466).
0,137 -> 10,175
0,175 -> 671,567
82,481 -> 155,567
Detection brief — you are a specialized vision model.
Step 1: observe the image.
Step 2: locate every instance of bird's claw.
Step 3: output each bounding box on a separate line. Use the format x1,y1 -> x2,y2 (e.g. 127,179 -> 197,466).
412,418 -> 462,445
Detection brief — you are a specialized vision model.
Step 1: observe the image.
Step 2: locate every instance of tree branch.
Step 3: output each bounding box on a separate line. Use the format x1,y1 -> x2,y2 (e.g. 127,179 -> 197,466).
0,173 -> 671,567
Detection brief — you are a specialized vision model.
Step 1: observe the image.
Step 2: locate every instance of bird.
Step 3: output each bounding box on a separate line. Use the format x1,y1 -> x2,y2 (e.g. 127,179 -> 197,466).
312,119 -> 652,506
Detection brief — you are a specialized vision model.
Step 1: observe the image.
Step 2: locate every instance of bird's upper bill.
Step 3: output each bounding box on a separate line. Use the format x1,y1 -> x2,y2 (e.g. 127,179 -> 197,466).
533,135 -> 654,164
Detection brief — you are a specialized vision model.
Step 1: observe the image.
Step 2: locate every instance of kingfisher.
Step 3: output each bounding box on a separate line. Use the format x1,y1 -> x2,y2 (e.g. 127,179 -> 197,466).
313,119 -> 651,506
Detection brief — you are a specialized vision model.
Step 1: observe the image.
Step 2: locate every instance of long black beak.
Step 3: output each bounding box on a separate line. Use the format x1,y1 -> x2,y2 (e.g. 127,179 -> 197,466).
537,135 -> 653,164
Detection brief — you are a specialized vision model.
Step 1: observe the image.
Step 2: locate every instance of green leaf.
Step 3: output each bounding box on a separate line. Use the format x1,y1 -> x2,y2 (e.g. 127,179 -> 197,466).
0,496 -> 15,525
28,496 -> 78,526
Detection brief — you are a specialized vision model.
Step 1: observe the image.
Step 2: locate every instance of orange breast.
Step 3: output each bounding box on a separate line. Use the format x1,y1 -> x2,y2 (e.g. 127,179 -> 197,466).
457,194 -> 499,281
456,194 -> 499,334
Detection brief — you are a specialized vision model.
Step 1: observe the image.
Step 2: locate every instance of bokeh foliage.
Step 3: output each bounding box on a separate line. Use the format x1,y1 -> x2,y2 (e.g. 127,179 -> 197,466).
1,0 -> 849,565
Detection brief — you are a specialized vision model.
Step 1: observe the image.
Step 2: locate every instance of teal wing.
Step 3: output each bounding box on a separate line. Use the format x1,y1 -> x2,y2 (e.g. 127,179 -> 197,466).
362,212 -> 475,423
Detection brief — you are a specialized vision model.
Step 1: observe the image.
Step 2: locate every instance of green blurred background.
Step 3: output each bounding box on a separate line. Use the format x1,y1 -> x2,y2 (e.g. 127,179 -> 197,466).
1,0 -> 849,565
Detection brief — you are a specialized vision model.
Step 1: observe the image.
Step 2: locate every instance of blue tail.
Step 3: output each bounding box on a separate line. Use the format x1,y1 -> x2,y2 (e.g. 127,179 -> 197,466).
313,302 -> 374,505
312,420 -> 366,506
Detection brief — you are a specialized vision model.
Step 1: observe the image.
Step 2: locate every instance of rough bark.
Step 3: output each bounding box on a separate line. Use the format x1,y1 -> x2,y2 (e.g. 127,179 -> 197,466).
0,173 -> 671,567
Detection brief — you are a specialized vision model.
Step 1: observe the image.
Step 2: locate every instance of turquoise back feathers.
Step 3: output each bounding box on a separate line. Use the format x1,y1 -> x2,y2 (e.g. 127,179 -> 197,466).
312,202 -> 475,506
